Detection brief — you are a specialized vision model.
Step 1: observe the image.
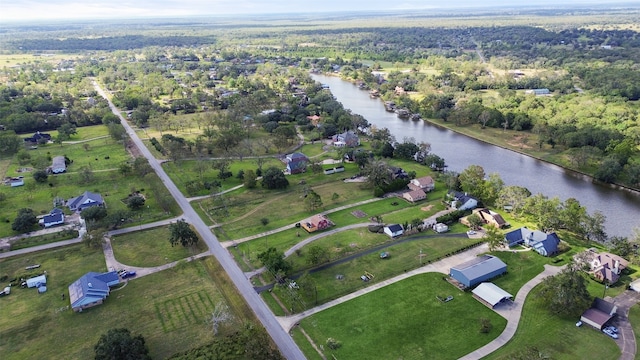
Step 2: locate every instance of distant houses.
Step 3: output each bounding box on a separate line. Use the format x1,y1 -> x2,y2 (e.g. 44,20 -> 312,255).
408,176 -> 435,193
504,227 -> 560,257
447,191 -> 479,211
300,214 -> 334,233
67,191 -> 105,213
575,249 -> 628,284
68,271 -> 120,312
525,88 -> 551,96
332,131 -> 360,147
403,189 -> 426,203
24,131 -> 51,144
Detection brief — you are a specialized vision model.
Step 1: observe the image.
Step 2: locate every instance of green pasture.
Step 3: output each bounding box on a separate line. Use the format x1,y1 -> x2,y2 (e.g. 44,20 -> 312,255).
0,167 -> 178,237
111,226 -> 208,268
629,305 -> 640,359
0,53 -> 79,67
486,285 -> 620,360
0,246 -> 243,360
10,229 -> 79,251
297,272 -> 506,360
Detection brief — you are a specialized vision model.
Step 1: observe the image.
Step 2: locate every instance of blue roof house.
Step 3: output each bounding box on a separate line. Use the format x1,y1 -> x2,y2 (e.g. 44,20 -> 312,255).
67,191 -> 104,213
283,152 -> 309,174
68,271 -> 119,312
504,227 -> 560,257
450,255 -> 507,288
448,191 -> 479,211
39,208 -> 65,228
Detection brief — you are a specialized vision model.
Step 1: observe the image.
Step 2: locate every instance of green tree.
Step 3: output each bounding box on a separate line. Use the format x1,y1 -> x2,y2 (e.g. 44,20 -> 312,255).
126,195 -> 146,210
608,236 -> 633,258
496,185 -> 531,216
0,132 -> 22,155
108,122 -> 127,142
467,214 -> 484,230
583,211 -> 607,243
307,245 -> 330,265
261,167 -> 289,189
12,208 -> 37,232
538,263 -> 591,318
485,225 -> 504,251
257,247 -> 291,280
243,169 -> 257,189
133,157 -> 153,177
56,123 -> 77,141
169,219 -> 199,247
363,160 -> 391,189
80,206 -> 108,222
83,228 -> 105,249
94,328 -> 150,360
458,165 -> 485,197
78,166 -> 94,184
304,190 -> 323,211
33,169 -> 48,183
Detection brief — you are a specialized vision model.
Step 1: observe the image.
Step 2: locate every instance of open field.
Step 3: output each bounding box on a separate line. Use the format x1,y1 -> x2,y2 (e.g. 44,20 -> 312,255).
0,245 -> 247,359
111,226 -> 207,267
10,229 -> 79,251
0,54 -> 80,67
485,285 -> 620,360
297,272 -> 507,360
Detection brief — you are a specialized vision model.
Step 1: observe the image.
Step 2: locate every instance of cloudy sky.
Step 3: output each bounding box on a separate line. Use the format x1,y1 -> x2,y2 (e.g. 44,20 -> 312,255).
1,1 -> 637,22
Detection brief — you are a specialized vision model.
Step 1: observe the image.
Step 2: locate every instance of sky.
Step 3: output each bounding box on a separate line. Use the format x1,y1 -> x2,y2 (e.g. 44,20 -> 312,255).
1,0 -> 638,22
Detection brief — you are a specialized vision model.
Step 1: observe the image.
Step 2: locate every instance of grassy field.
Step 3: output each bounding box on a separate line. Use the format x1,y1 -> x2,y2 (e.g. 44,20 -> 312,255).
485,285 -> 620,360
0,245 -> 247,360
628,305 -> 640,360
297,272 -> 507,360
9,229 -> 79,251
111,226 -> 208,268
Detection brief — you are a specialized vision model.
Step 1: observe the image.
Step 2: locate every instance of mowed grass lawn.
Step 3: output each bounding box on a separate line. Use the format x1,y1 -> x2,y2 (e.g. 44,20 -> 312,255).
298,272 -> 506,360
485,285 -> 620,360
111,226 -> 208,267
0,245 -> 241,360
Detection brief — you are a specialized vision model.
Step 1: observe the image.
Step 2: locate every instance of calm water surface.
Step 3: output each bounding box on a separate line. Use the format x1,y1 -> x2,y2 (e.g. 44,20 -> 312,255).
312,74 -> 640,238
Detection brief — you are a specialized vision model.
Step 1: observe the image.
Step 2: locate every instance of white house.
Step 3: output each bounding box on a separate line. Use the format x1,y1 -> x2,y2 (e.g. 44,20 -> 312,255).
434,223 -> 449,233
384,224 -> 404,238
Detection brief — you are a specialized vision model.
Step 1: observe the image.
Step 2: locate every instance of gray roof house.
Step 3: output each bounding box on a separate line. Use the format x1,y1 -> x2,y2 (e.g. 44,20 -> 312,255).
67,191 -> 104,213
448,191 -> 479,211
450,255 -> 507,288
504,227 -> 560,257
50,156 -> 66,174
332,131 -> 360,147
69,271 -> 120,312
39,208 -> 65,228
283,152 -> 309,174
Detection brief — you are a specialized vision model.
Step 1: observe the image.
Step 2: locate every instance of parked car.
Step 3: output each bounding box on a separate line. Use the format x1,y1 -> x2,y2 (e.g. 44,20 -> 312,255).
605,325 -> 618,333
575,321 -> 582,327
603,328 -> 619,339
467,230 -> 476,235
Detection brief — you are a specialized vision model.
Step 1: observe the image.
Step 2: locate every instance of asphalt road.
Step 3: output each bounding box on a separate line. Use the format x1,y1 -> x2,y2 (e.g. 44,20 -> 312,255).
94,81 -> 306,359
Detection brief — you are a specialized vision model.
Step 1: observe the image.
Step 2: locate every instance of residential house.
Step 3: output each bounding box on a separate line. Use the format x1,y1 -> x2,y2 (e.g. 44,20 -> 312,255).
580,298 -> 617,330
449,255 -> 507,288
68,271 -> 120,312
50,156 -> 66,174
283,152 -> 309,174
473,208 -> 508,228
408,176 -> 435,193
579,250 -> 628,284
67,191 -> 105,213
24,131 -> 51,144
389,166 -> 408,180
504,227 -> 560,257
384,224 -> 404,238
39,208 -> 65,228
448,191 -> 479,211
300,214 -> 334,233
332,131 -> 360,147
403,189 -> 426,203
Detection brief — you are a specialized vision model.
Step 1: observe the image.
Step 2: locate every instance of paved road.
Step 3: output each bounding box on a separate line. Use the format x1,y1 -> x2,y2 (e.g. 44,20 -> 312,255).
94,81 -> 306,360
610,290 -> 640,360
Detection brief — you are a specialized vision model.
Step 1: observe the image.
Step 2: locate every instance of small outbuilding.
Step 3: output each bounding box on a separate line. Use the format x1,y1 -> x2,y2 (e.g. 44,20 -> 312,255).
25,274 -> 47,288
472,282 -> 513,308
384,224 -> 404,238
580,297 -> 617,330
450,255 -> 507,288
433,223 -> 449,233
50,156 -> 66,174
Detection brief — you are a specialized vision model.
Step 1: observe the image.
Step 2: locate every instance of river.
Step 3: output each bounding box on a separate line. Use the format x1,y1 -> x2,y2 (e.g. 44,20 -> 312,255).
312,74 -> 640,238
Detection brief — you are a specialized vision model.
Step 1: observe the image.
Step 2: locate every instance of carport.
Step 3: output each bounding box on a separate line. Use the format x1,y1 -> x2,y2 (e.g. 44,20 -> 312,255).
472,282 -> 513,309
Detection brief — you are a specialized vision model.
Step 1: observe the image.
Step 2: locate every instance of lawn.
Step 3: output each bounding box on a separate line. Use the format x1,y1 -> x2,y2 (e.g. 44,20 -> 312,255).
111,226 -> 208,268
297,272 -> 506,360
485,285 -> 620,360
628,305 -> 640,360
0,245 -> 247,360
9,229 -> 79,251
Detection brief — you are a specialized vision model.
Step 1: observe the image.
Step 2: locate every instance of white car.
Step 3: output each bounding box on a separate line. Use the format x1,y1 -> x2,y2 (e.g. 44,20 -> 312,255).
603,328 -> 619,339
467,230 -> 476,235
606,325 -> 619,333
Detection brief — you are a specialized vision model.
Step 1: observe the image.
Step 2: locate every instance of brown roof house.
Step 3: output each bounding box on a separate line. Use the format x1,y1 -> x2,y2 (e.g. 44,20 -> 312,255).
300,214 -> 333,233
474,208 -> 508,228
403,189 -> 426,203
581,250 -> 629,284
408,176 -> 435,192
580,298 -> 617,330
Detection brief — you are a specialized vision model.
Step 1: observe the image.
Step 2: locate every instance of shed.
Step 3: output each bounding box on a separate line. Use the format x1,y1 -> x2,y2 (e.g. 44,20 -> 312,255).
51,156 -> 66,174
472,282 -> 513,308
449,255 -> 507,288
26,274 -> 47,288
434,223 -> 449,233
384,224 -> 404,238
580,298 -> 617,330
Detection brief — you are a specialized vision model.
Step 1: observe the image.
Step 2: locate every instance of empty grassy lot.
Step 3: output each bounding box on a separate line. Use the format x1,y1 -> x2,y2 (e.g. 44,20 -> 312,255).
111,226 -> 207,268
298,272 -> 507,360
0,245 -> 244,359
